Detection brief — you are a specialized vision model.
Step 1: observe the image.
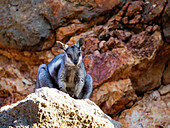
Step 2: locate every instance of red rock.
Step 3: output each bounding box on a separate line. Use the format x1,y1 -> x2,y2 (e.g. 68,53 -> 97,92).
106,37 -> 115,49
126,1 -> 143,17
114,30 -> 132,41
56,24 -> 87,41
129,15 -> 141,24
83,49 -> 134,87
90,79 -> 137,115
122,17 -> 128,24
93,25 -> 104,36
113,38 -> 125,48
83,37 -> 99,55
143,0 -> 166,23
115,15 -> 122,21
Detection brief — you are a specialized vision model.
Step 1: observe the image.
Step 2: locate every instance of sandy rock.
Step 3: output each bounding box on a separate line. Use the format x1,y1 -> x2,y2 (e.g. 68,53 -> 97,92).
0,87 -> 122,128
118,84 -> 170,128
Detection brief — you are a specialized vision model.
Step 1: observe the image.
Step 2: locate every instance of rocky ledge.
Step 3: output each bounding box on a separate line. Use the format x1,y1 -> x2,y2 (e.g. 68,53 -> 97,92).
0,87 -> 122,128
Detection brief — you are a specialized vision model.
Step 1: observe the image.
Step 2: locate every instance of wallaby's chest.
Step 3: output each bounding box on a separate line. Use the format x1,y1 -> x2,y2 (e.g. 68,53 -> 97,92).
65,68 -> 79,87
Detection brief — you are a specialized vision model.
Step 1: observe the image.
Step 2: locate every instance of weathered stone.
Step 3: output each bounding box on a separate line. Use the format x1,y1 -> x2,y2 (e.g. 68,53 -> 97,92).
83,37 -> 99,55
162,1 -> 170,43
106,37 -> 115,49
93,25 -> 104,36
113,38 -> 125,48
0,0 -> 54,51
0,0 -> 125,50
83,49 -> 134,87
129,32 -> 170,94
143,0 -> 166,23
56,23 -> 87,41
163,61 -> 170,84
118,85 -> 170,128
127,31 -> 162,58
90,79 -> 137,115
126,1 -> 143,17
122,17 -> 128,24
158,84 -> 170,95
0,55 -> 35,107
114,30 -> 132,41
129,15 -> 141,24
0,87 -> 123,128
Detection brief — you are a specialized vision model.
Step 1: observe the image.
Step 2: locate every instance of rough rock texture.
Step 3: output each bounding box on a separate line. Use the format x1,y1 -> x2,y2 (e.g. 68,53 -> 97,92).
0,87 -> 122,128
0,0 -> 170,127
118,84 -> 170,128
163,60 -> 170,84
0,0 -> 125,50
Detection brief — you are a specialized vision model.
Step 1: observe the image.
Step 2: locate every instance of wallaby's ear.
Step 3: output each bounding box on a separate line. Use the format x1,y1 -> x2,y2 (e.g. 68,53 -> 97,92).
75,37 -> 85,48
56,41 -> 69,51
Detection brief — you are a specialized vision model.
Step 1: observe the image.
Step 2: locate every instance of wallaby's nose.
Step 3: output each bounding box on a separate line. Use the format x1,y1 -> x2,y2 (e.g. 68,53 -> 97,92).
74,60 -> 78,65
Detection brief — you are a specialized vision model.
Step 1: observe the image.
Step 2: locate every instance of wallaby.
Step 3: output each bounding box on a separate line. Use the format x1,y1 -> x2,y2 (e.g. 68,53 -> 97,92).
36,37 -> 93,99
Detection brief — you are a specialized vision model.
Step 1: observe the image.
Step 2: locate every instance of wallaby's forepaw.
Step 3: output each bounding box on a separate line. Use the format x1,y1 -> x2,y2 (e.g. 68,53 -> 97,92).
59,87 -> 67,93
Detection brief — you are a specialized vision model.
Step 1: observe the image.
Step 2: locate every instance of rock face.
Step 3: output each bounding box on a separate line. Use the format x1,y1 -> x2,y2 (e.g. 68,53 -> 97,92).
0,0 -> 125,50
0,0 -> 170,128
0,87 -> 122,128
118,84 -> 170,128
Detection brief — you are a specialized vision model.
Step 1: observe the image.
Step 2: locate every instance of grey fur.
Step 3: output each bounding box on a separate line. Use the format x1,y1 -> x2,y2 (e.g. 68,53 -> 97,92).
36,37 -> 93,99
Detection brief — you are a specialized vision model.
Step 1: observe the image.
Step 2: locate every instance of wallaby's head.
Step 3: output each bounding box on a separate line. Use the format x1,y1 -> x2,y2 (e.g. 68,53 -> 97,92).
57,37 -> 85,66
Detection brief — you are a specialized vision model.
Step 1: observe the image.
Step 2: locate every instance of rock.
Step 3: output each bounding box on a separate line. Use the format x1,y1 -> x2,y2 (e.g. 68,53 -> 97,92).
143,0 -> 166,23
118,84 -> 170,128
128,32 -> 170,94
0,0 -> 54,51
0,55 -> 35,107
83,49 -> 134,87
122,17 -> 128,24
126,1 -> 143,17
90,79 -> 137,115
0,87 -> 123,128
162,1 -> 170,43
114,30 -> 132,41
127,31 -> 163,58
163,60 -> 170,84
129,15 -> 141,24
0,0 -> 125,51
56,23 -> 87,42
83,37 -> 99,55
158,84 -> 170,95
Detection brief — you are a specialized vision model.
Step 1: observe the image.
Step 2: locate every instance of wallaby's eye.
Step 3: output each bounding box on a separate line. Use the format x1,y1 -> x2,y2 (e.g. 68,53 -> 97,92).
67,54 -> 72,58
78,52 -> 81,57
